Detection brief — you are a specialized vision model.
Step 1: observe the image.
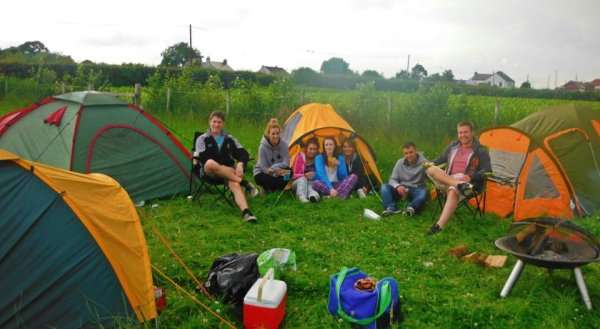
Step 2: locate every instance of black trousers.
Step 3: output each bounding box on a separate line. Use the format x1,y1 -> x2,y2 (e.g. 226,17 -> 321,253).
254,173 -> 287,192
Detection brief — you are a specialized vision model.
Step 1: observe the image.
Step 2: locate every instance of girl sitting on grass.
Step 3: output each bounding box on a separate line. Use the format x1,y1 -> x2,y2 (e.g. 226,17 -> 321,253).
291,137 -> 321,203
253,118 -> 290,193
340,138 -> 370,199
312,137 -> 358,199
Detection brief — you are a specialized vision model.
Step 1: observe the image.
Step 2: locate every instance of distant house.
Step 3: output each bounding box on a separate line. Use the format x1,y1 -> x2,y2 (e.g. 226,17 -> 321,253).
591,79 -> 600,90
466,71 -> 515,88
258,65 -> 288,75
561,81 -> 586,92
202,57 -> 234,71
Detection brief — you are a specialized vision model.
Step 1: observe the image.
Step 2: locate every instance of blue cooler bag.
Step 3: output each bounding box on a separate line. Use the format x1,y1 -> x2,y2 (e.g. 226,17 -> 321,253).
328,267 -> 402,329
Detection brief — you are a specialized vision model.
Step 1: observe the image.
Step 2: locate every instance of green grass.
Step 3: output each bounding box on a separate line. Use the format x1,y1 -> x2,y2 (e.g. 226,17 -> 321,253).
1,95 -> 600,328
139,112 -> 600,329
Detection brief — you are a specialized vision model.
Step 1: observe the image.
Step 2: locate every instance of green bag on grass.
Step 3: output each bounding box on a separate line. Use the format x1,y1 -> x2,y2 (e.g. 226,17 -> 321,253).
257,248 -> 297,279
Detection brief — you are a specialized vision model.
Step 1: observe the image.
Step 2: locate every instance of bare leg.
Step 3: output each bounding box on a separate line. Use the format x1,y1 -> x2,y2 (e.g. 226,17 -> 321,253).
437,189 -> 459,228
228,180 -> 248,211
426,166 -> 462,187
204,159 -> 242,183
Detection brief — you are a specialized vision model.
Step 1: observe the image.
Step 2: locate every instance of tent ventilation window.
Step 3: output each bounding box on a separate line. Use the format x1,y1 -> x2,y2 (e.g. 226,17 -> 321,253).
524,155 -> 560,199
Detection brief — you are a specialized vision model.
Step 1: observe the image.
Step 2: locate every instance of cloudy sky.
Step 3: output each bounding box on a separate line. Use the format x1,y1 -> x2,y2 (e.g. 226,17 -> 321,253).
2,0 -> 598,88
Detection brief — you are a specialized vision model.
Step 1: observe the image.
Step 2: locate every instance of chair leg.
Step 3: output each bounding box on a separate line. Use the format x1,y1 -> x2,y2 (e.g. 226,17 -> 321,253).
216,185 -> 235,208
432,191 -> 445,221
191,179 -> 204,200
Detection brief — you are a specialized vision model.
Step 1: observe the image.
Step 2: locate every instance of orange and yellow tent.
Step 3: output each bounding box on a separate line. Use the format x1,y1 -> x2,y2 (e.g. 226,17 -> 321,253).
282,103 -> 382,184
0,149 -> 156,328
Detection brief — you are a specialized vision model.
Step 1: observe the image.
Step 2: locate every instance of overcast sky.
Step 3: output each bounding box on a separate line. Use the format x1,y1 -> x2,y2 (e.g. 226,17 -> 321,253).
2,0 -> 598,88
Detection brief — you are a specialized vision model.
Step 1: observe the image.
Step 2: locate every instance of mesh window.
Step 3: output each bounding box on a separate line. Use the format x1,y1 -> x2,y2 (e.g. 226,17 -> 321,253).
524,154 -> 560,199
282,112 -> 302,145
489,149 -> 526,184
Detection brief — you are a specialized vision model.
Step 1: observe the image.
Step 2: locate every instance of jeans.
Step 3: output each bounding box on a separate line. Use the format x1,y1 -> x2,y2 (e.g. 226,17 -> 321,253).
380,184 -> 427,212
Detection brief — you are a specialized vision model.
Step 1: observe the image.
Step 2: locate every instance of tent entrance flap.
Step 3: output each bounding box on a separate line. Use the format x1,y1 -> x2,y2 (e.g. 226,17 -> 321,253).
86,125 -> 190,202
545,129 -> 600,215
515,149 -> 573,220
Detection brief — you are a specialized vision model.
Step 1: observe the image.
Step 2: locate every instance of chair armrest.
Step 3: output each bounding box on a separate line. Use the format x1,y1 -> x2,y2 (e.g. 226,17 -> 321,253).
483,172 -> 515,186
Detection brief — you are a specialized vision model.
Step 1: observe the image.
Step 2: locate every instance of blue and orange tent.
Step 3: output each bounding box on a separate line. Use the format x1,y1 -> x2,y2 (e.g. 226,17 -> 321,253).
0,149 -> 156,328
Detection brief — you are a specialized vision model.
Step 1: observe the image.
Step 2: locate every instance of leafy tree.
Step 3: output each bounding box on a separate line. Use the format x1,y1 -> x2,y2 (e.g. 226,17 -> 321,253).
520,81 -> 531,89
160,42 -> 202,67
411,64 -> 428,80
361,70 -> 383,79
17,41 -> 49,55
395,70 -> 410,79
442,69 -> 454,81
291,67 -> 320,84
426,73 -> 443,82
320,57 -> 352,75
0,41 -> 73,64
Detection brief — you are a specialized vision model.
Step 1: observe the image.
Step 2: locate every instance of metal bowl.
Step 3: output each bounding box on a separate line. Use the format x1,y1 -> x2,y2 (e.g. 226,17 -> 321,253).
495,218 -> 600,269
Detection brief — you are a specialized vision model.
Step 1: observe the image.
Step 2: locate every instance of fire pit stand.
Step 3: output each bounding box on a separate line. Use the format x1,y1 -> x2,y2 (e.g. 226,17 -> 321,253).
495,218 -> 600,311
499,259 -> 593,310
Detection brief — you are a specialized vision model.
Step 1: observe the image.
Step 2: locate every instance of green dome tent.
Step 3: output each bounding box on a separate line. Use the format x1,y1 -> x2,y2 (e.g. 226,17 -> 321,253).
479,104 -> 600,220
0,91 -> 191,202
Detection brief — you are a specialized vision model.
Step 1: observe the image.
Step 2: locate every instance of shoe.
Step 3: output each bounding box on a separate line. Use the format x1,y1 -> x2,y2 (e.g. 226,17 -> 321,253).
242,210 -> 257,223
309,195 -> 319,203
457,182 -> 474,198
427,224 -> 443,235
245,182 -> 260,198
381,208 -> 401,217
403,206 -> 415,217
357,188 -> 367,199
299,196 -> 309,203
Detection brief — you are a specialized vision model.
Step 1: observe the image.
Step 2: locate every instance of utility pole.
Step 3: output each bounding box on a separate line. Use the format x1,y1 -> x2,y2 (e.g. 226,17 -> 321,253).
188,24 -> 193,66
406,54 -> 410,74
554,70 -> 558,89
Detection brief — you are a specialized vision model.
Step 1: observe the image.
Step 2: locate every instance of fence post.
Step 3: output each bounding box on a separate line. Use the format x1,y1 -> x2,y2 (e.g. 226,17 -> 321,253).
166,87 -> 171,113
387,94 -> 392,123
87,83 -> 93,91
494,96 -> 500,125
61,82 -> 66,94
134,83 -> 142,105
225,89 -> 231,116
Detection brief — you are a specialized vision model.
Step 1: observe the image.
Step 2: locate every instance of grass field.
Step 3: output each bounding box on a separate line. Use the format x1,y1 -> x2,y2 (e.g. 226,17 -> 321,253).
2,94 -> 600,328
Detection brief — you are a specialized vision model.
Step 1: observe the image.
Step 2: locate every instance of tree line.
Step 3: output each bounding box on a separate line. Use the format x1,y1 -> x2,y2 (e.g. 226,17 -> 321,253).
1,41 -> 600,101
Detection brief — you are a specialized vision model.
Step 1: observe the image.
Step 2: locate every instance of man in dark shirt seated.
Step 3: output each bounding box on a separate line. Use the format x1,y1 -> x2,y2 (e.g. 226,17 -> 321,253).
195,111 -> 259,222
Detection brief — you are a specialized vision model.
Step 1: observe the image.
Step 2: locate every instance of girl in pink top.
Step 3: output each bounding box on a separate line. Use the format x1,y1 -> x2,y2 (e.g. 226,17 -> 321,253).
291,138 -> 320,203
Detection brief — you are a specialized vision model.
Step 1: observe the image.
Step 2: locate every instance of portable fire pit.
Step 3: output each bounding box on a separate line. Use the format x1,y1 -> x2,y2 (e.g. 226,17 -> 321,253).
495,217 -> 600,310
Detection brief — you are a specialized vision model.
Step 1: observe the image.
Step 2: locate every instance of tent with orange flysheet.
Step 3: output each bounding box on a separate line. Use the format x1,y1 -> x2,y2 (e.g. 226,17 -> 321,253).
282,103 -> 382,185
0,149 -> 156,328
479,104 -> 600,220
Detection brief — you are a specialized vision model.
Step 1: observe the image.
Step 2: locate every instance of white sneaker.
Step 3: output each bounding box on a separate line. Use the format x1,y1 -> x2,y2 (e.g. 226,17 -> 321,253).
403,206 -> 415,217
357,188 -> 367,199
299,196 -> 309,203
246,182 -> 259,198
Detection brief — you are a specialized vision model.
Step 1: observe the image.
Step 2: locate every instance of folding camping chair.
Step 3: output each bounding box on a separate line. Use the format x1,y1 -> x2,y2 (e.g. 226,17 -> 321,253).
431,181 -> 486,221
188,132 -> 235,208
428,165 -> 494,221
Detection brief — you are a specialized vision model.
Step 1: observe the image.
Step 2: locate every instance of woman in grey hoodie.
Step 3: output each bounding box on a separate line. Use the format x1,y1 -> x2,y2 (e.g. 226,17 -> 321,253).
253,118 -> 291,192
